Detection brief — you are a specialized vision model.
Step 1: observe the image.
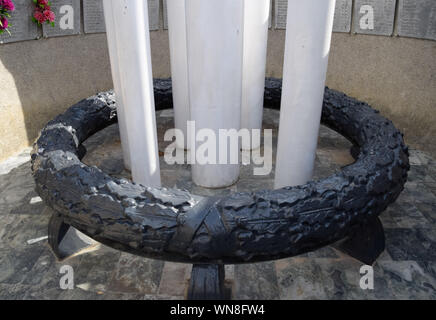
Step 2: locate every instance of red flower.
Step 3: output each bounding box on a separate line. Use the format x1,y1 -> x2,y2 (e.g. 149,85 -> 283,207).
34,8 -> 46,24
0,0 -> 15,12
0,16 -> 8,30
43,9 -> 55,23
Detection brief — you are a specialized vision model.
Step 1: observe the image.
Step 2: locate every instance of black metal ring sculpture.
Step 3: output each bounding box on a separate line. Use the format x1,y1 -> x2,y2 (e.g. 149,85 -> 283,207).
31,78 -> 409,266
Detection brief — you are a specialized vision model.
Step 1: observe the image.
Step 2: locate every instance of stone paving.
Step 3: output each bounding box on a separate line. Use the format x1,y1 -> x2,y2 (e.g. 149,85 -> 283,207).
0,109 -> 435,300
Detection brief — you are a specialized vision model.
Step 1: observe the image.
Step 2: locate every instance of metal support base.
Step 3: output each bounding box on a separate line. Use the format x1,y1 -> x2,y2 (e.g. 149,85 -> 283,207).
334,217 -> 385,265
188,264 -> 226,300
48,213 -> 98,261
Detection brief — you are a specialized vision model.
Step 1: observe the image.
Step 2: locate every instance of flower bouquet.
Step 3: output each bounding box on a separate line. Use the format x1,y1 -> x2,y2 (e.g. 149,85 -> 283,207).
0,0 -> 15,35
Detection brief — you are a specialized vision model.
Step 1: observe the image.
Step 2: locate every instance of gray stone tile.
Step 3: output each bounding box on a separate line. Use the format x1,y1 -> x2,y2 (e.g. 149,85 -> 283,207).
414,200 -> 436,225
385,228 -> 436,261
9,191 -> 46,216
376,260 -> 436,299
57,287 -> 106,300
379,209 -> 399,228
0,245 -> 46,285
0,210 -> 50,249
0,283 -> 31,300
94,292 -> 145,300
276,258 -> 336,300
72,246 -> 121,294
276,257 -> 399,300
403,182 -> 436,205
107,253 -> 164,295
234,262 -> 279,300
0,164 -> 36,215
1,109 -> 436,300
387,202 -> 431,229
158,262 -> 190,297
298,246 -> 341,259
143,294 -> 185,300
21,245 -> 82,298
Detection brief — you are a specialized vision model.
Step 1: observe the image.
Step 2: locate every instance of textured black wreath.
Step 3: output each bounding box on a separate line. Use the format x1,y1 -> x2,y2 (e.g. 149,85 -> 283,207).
31,78 -> 410,264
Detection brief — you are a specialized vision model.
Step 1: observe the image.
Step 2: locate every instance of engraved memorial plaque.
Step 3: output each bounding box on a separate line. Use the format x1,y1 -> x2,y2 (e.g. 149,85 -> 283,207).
43,0 -> 81,37
0,0 -> 39,44
163,0 -> 168,30
148,0 -> 160,31
274,0 -> 288,29
397,0 -> 436,41
83,0 -> 105,34
333,0 -> 352,33
354,0 -> 397,36
164,0 -> 268,31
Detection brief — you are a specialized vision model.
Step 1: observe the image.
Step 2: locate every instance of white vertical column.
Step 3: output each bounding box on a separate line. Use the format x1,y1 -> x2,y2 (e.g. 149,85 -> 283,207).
275,0 -> 336,189
167,0 -> 190,150
186,0 -> 244,188
102,1 -> 131,170
241,0 -> 270,150
103,0 -> 161,187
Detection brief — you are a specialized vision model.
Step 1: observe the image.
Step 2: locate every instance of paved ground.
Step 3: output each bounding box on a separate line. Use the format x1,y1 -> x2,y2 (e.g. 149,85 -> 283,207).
0,109 -> 435,300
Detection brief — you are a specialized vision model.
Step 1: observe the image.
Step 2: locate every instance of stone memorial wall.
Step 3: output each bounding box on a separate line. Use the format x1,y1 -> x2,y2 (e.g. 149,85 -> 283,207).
397,0 -> 436,41
42,0 -> 81,38
83,0 -> 105,34
162,0 -> 272,30
353,0 -> 397,36
333,0 -> 353,33
0,0 -> 39,44
0,0 -> 435,43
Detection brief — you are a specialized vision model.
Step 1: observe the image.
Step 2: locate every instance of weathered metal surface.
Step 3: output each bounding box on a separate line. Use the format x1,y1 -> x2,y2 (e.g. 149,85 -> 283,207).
48,213 -> 97,260
334,217 -> 386,265
188,264 -> 226,300
31,78 -> 409,264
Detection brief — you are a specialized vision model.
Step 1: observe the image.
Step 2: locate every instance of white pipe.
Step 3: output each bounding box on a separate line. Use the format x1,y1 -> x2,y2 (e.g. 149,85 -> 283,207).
241,0 -> 270,150
104,0 -> 161,187
102,1 -> 131,170
186,0 -> 244,188
274,0 -> 336,189
167,0 -> 190,150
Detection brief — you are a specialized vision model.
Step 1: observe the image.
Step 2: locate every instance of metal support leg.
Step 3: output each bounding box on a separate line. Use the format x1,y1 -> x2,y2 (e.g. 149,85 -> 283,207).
188,264 -> 226,300
48,213 -> 98,261
334,217 -> 386,265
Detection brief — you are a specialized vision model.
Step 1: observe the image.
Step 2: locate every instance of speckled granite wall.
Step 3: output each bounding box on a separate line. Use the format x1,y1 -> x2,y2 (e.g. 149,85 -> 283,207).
0,29 -> 435,161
